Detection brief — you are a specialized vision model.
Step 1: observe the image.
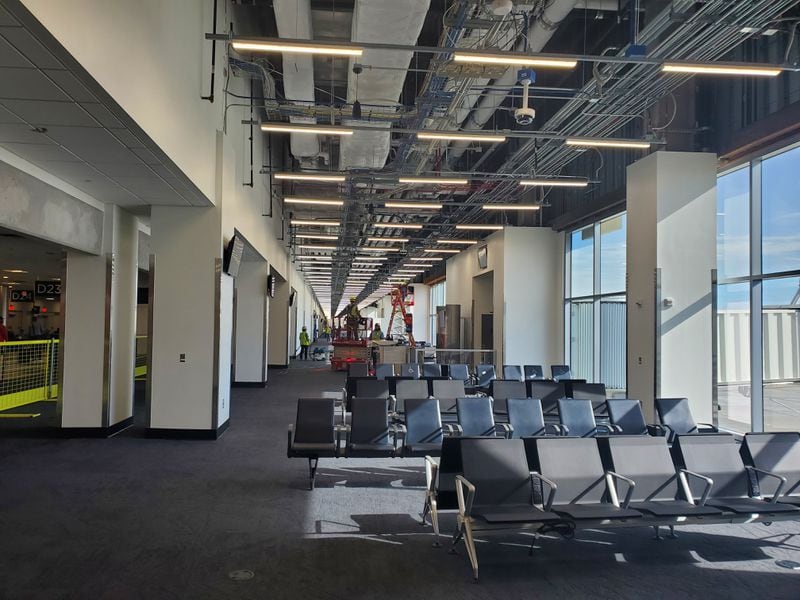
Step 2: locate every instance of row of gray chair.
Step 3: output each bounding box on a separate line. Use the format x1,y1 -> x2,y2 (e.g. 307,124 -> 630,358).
426,433 -> 800,580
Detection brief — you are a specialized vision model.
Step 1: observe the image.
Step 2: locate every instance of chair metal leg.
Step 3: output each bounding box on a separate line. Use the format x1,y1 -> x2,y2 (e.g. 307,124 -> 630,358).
429,499 -> 441,547
462,520 -> 479,581
667,525 -> 678,539
528,533 -> 538,556
308,458 -> 319,490
652,526 -> 663,540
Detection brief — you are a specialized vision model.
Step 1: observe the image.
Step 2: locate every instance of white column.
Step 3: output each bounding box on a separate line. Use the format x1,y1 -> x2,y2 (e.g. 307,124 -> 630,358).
233,260 -> 268,385
627,151 -> 717,421
148,205 -> 232,435
267,272 -> 290,367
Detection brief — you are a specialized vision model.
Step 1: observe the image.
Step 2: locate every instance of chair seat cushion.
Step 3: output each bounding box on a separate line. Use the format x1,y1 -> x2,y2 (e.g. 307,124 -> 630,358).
707,497 -> 800,514
552,503 -> 642,520
472,503 -> 562,524
403,442 -> 442,456
778,496 -> 800,507
289,442 -> 336,457
347,443 -> 395,457
629,500 -> 723,518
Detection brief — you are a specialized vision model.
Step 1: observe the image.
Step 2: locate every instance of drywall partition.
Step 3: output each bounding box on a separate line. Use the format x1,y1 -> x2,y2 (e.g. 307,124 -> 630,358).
268,270 -> 290,368
627,151 -> 717,422
411,283 -> 430,344
233,259 -> 268,385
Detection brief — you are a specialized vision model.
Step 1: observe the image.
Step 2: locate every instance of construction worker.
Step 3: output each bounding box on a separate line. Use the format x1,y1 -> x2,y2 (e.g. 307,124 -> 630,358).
371,324 -> 384,341
299,326 -> 310,360
344,296 -> 360,340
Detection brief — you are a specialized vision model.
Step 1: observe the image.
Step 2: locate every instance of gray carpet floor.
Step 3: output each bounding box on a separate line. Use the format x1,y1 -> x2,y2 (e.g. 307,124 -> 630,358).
1,362 -> 800,599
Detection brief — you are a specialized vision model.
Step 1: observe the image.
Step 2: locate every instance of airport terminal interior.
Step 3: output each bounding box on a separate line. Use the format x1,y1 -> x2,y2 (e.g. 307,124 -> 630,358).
3,0 -> 800,598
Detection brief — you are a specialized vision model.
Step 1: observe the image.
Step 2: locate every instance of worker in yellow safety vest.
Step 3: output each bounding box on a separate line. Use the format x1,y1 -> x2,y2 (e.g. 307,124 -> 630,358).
344,297 -> 360,340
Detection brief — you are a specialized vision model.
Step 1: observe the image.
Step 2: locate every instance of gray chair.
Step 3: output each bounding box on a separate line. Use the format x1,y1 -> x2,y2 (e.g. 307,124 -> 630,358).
524,365 -> 544,381
502,365 -> 523,382
551,365 -> 572,381
488,380 -> 527,417
401,398 -> 444,457
456,397 -> 510,438
607,399 -> 662,436
399,363 -> 422,379
454,438 -> 562,580
528,380 -> 566,416
507,398 -> 562,438
375,363 -> 395,380
287,398 -> 339,489
570,382 -> 607,417
432,379 -> 466,414
476,364 -> 496,390
394,379 -> 429,416
531,437 -> 643,521
447,364 -> 471,384
348,363 -> 370,378
356,379 -> 389,400
557,399 -> 620,438
655,398 -> 718,442
346,397 -> 396,457
673,434 -> 799,515
422,363 -> 443,378
741,432 -> 800,506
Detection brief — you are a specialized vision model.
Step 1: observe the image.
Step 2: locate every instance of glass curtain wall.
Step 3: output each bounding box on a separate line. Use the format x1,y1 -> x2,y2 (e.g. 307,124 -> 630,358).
715,143 -> 800,432
565,213 -> 627,390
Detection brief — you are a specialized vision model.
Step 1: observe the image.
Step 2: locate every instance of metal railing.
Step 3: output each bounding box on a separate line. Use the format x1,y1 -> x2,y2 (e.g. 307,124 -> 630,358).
0,339 -> 59,411
414,348 -> 496,370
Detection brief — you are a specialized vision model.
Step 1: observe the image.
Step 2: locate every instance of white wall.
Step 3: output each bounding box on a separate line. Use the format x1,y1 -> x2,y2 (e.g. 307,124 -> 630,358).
411,283 -> 430,344
234,260 -> 268,383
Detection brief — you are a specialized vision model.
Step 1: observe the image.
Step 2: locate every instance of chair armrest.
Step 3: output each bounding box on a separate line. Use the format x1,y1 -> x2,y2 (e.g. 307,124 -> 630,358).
388,394 -> 397,413
448,423 -> 463,436
696,422 -> 718,432
391,424 -> 406,450
679,468 -> 714,506
424,455 -> 439,495
334,424 -> 350,450
455,475 -> 476,519
544,423 -> 563,436
530,471 -> 558,511
746,466 -> 788,503
495,423 -> 513,439
605,471 -> 636,508
595,424 -> 617,435
559,424 -> 570,436
647,424 -> 666,436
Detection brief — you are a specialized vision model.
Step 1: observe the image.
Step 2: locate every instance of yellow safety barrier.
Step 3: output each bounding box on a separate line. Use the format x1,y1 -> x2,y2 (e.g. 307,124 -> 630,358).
0,339 -> 59,412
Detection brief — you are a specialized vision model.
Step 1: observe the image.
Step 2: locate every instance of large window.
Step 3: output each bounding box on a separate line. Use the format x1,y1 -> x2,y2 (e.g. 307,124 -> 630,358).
715,143 -> 800,433
565,213 -> 626,390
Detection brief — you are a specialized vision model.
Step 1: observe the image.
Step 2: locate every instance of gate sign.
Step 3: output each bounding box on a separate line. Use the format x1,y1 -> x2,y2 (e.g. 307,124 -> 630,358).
35,280 -> 61,299
10,289 -> 34,302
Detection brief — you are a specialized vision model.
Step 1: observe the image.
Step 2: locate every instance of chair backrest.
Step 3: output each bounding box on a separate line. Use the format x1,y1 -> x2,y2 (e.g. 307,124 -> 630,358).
655,398 -> 697,434
436,436 -> 465,509
432,379 -> 466,412
349,397 -> 390,445
502,365 -> 523,382
570,382 -> 607,410
294,398 -> 335,444
386,376 -> 412,396
507,398 -> 546,438
673,434 -> 748,500
346,376 -> 376,402
356,379 -> 390,400
404,398 -> 443,445
447,364 -> 470,383
457,397 -> 497,437
399,363 -> 421,379
394,379 -> 429,414
600,436 -> 679,502
348,363 -> 370,378
524,365 -> 544,381
607,399 -> 648,435
374,363 -> 395,380
528,380 -> 567,415
461,438 -> 533,507
532,437 -> 606,504
489,380 -> 528,415
557,399 -> 597,438
551,365 -> 572,381
476,364 -> 497,388
422,363 -> 442,378
741,432 -> 800,498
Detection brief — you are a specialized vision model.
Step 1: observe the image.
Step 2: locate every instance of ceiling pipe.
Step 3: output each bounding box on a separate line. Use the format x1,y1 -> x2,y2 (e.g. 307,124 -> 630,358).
273,0 -> 320,159
448,0 -> 581,162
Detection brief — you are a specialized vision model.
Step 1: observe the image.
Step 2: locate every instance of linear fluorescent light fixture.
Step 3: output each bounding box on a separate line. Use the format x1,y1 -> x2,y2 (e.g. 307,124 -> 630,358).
354,257 -> 388,261
290,219 -> 340,227
483,204 -> 541,211
565,138 -> 651,149
284,197 -> 344,207
231,39 -> 363,57
456,224 -> 504,231
384,202 -> 442,210
424,248 -> 460,254
410,257 -> 443,261
404,263 -> 434,268
438,239 -> 478,245
373,223 -> 424,229
662,63 -> 782,77
274,172 -> 346,182
366,237 -> 409,243
360,247 -> 401,252
398,176 -> 468,185
417,132 -> 506,143
520,178 -> 589,188
295,234 -> 338,241
297,244 -> 336,250
453,51 -> 577,69
262,123 -> 353,136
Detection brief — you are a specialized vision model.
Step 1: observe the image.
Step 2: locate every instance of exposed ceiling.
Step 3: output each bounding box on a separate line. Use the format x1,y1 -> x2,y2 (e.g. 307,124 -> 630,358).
0,2 -> 211,213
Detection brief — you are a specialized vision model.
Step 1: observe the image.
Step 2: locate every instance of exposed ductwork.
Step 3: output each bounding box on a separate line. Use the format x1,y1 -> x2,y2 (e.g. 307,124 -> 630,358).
273,0 -> 320,159
448,0 -> 580,161
339,0 -> 431,170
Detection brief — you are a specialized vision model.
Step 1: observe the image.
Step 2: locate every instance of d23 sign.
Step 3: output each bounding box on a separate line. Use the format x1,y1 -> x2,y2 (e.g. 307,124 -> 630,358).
10,289 -> 34,302
35,280 -> 62,299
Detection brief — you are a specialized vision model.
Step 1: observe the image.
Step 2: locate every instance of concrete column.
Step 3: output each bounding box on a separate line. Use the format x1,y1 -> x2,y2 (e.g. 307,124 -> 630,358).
148,205 -> 232,436
233,259 -> 268,386
626,151 -> 717,421
60,205 -> 138,431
